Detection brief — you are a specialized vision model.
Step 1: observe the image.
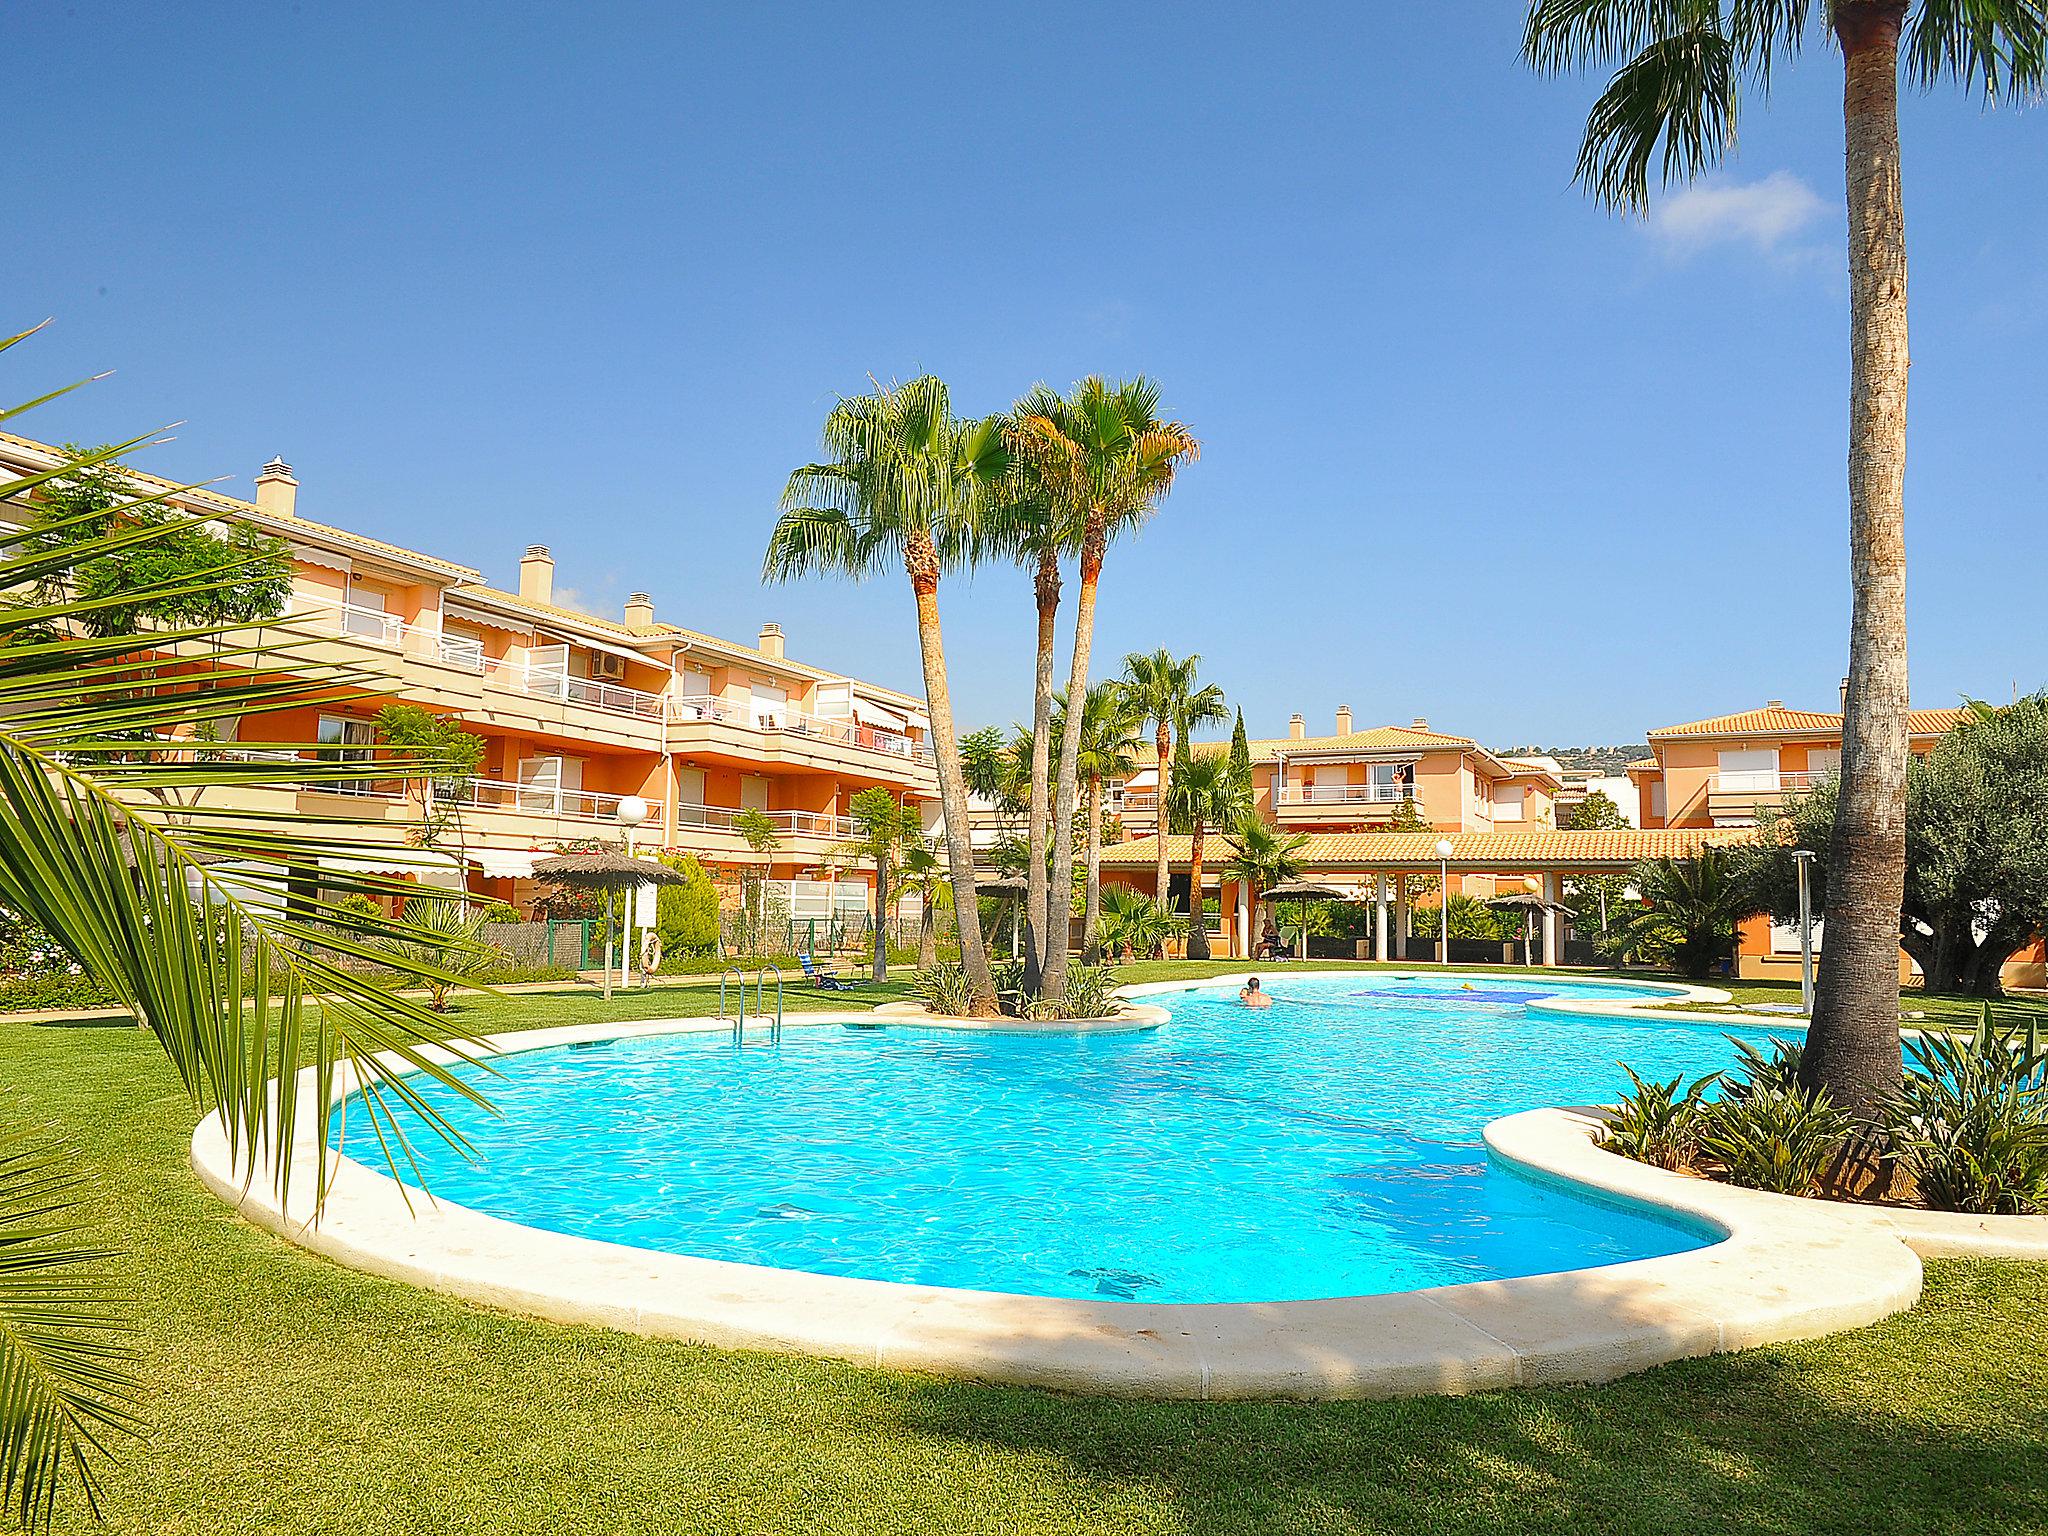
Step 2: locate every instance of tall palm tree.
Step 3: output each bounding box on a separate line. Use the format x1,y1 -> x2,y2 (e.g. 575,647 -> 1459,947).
1172,752 -> 1250,961
1007,378 -> 1199,1003
1047,683 -> 1143,961
1122,649 -> 1227,925
1522,1 -> 2043,1113
1223,816 -> 1312,961
764,377 -> 1005,1015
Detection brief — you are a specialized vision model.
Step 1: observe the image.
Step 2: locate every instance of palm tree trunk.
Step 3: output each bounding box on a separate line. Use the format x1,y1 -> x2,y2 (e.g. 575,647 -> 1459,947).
1041,523 -> 1104,1002
1081,776 -> 1104,962
871,853 -> 889,984
1803,0 -> 1912,1116
904,539 -> 999,1015
1153,725 -> 1172,923
918,896 -> 937,969
1186,816 -> 1210,961
1022,548 -> 1059,994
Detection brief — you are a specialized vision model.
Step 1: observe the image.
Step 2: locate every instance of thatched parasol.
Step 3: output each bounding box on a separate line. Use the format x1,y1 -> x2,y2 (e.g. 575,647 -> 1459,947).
1258,879 -> 1360,960
534,852 -> 690,996
974,874 -> 1031,958
1485,889 -> 1572,967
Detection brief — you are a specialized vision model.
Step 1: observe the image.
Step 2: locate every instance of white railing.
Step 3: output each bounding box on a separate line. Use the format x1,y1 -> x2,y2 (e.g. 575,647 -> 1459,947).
674,802 -> 858,840
1277,782 -> 1419,805
484,659 -> 668,721
286,601 -> 488,673
667,695 -> 934,762
437,634 -> 484,671
1711,770 -> 1823,795
448,777 -> 662,822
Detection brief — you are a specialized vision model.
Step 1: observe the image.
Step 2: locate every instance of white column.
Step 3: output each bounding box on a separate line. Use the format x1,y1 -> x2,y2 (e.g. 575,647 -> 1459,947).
1375,874 -> 1389,962
1542,872 -> 1564,967
1393,874 -> 1409,961
1234,880 -> 1250,959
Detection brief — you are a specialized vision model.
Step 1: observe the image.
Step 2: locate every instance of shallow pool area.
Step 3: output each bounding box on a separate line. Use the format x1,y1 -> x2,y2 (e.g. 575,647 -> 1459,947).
336,974 -> 1782,1304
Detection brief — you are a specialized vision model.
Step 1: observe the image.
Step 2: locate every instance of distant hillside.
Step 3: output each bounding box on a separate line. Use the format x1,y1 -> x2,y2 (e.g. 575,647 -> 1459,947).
1498,744 -> 1650,776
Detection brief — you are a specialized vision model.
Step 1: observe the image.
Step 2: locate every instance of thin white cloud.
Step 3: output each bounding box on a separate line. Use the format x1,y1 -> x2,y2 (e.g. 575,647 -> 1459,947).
1651,171 -> 1830,259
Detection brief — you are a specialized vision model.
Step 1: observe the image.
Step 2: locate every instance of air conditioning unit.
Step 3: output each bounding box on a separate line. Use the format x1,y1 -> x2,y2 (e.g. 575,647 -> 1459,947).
589,653 -> 627,683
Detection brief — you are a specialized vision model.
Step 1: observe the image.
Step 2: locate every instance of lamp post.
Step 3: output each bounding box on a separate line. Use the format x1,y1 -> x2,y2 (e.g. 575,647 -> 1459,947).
1435,838 -> 1454,966
1792,848 -> 1817,1015
615,794 -> 651,990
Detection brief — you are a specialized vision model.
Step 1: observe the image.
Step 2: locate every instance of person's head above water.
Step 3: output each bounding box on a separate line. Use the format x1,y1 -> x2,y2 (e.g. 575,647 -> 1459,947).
1245,977 -> 1261,992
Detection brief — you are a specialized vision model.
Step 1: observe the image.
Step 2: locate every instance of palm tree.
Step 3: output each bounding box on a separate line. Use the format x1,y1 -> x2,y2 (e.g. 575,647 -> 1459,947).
898,839 -> 949,968
830,786 -> 921,983
0,332 -> 500,1522
1222,816 -> 1312,960
1523,5 -> 2044,1112
765,377 -> 1005,1015
1122,649 -> 1227,924
1046,683 -> 1143,961
1622,849 -> 1761,980
1096,883 -> 1173,962
1172,752 -> 1250,961
1007,378 -> 1199,1004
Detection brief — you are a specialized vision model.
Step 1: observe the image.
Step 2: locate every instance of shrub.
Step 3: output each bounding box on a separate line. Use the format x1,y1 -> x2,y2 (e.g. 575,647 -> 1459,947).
1889,1020 -> 2048,1214
1723,1034 -> 1804,1101
655,853 -> 721,957
1696,1084 -> 1848,1196
911,962 -> 975,1017
472,900 -> 522,925
1058,963 -> 1120,1020
1603,1066 -> 1716,1171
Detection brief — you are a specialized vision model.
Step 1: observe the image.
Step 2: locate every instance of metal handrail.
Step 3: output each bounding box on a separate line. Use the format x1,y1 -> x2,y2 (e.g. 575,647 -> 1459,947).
757,963 -> 785,1044
719,965 -> 748,1044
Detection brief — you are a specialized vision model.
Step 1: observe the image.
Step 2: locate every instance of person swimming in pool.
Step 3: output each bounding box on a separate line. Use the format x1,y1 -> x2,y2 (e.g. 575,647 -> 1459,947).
1239,977 -> 1273,1010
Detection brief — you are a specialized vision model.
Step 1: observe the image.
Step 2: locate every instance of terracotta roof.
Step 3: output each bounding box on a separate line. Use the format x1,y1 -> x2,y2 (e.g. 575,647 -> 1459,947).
0,428 -> 482,580
1626,757 -> 1660,772
1099,826 -> 1753,871
1244,723 -> 1479,763
1648,704 -> 1968,740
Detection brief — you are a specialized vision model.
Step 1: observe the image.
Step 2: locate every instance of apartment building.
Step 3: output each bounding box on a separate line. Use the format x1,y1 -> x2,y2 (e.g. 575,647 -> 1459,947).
1114,708 -> 1560,839
1628,700 -> 1966,830
2,432 -> 939,912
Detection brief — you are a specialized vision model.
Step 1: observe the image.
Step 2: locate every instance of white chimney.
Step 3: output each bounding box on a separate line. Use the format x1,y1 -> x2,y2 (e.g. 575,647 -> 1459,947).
1411,716 -> 1429,731
623,592 -> 654,629
254,457 -> 297,518
1335,704 -> 1353,736
758,622 -> 785,659
519,545 -> 554,605
1288,712 -> 1306,741
1838,678 -> 1850,712
1767,698 -> 1785,710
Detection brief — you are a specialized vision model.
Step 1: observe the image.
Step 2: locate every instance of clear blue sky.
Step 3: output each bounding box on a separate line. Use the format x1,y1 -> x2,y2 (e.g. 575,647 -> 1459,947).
10,2 -> 2044,746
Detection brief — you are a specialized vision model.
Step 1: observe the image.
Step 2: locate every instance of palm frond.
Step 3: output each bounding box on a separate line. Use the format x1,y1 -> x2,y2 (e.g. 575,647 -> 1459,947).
0,1125 -> 142,1530
1906,0 -> 2048,100
1575,25 -> 1739,212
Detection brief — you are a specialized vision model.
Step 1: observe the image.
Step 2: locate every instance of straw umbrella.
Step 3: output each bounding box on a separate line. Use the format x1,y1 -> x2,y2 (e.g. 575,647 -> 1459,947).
975,873 -> 1031,960
1258,878 -> 1355,960
533,850 -> 689,998
1486,888 -> 1572,968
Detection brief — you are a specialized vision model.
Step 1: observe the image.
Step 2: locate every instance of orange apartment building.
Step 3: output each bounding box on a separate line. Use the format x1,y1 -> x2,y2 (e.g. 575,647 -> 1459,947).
1628,700 -> 2043,988
1,432 -> 940,915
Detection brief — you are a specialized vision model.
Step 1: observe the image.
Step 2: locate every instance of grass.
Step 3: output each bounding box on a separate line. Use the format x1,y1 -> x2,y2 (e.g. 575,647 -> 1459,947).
10,979 -> 2048,1533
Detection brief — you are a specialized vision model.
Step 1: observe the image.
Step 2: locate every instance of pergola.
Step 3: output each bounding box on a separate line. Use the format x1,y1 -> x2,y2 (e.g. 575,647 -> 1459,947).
1100,827 -> 1753,965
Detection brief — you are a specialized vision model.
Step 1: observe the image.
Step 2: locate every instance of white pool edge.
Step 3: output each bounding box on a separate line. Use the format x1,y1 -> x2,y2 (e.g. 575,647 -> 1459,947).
187,972 -> 2038,1399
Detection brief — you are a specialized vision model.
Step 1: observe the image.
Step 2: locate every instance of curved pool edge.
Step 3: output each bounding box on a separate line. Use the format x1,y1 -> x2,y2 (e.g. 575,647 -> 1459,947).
190,1000 -> 1946,1401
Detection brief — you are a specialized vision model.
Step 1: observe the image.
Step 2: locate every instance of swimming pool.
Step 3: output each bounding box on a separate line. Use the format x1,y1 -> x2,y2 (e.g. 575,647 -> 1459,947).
336,974 -> 1782,1305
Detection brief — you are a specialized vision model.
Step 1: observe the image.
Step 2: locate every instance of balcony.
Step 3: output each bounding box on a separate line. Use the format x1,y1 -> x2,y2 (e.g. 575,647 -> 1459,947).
296,773 -> 661,827
666,694 -> 936,778
1704,769 -> 1827,826
674,801 -> 858,841
1274,781 -> 1422,823
483,658 -> 668,721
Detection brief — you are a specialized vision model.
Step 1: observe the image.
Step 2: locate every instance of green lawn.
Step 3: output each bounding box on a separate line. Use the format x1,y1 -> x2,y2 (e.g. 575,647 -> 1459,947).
10,983 -> 2048,1534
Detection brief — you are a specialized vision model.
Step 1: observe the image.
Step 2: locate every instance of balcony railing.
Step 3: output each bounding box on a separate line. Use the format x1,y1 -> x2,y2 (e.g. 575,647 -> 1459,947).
668,695 -> 934,762
1276,782 -> 1420,805
454,777 -> 661,821
484,659 -> 669,721
1710,770 -> 1825,795
674,802 -> 858,840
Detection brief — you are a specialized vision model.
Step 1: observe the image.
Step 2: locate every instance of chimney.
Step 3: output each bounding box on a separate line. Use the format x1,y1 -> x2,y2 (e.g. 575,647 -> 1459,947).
254,457 -> 297,518
758,622 -> 785,659
1766,698 -> 1784,710
518,545 -> 554,605
1335,704 -> 1353,736
1839,678 -> 1850,713
623,592 -> 654,629
1288,712 -> 1306,740
1411,716 -> 1429,731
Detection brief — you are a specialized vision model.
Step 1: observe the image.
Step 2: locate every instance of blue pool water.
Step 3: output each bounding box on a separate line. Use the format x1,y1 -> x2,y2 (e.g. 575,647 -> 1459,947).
342,975 -> 1783,1303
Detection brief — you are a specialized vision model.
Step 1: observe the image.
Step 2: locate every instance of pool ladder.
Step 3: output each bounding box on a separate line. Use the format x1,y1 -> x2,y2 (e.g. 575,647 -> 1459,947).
719,963 -> 785,1047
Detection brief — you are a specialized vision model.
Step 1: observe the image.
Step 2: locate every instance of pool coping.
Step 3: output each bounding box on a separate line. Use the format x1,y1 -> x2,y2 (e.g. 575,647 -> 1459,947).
189,971 -> 2022,1399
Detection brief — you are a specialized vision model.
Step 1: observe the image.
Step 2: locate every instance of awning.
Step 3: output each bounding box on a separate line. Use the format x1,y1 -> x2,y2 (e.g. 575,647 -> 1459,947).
289,542 -> 351,578
467,847 -> 544,879
537,628 -> 660,671
318,850 -> 465,880
852,697 -> 910,731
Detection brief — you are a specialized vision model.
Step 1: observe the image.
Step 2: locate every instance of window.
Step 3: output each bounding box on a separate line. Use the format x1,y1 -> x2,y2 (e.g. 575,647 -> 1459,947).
1496,784 -> 1526,822
315,715 -> 375,794
1717,748 -> 1780,793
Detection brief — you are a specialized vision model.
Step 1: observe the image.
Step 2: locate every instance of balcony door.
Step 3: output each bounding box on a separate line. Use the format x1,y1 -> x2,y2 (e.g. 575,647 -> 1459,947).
1717,748 -> 1780,793
739,775 -> 771,812
525,644 -> 569,699
753,684 -> 788,729
517,755 -> 582,813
